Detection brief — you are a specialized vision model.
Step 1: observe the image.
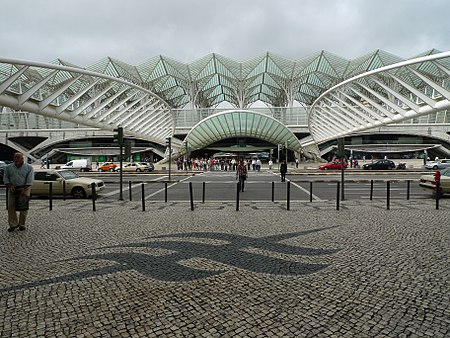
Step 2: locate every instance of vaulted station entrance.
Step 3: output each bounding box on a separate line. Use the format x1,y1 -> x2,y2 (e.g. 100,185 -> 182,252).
184,110 -> 304,159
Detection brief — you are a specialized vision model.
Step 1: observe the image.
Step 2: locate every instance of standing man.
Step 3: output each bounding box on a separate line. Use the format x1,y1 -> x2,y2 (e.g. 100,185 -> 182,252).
4,152 -> 34,232
280,160 -> 287,182
236,160 -> 248,192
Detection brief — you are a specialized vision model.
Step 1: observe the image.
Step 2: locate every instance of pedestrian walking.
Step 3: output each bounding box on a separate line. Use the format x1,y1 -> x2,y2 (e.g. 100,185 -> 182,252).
280,159 -> 287,182
236,160 -> 248,192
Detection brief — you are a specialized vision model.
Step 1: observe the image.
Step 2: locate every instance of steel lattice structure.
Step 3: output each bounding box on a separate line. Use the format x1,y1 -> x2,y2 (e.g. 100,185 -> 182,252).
307,52 -> 450,146
0,49 -> 449,158
0,58 -> 173,146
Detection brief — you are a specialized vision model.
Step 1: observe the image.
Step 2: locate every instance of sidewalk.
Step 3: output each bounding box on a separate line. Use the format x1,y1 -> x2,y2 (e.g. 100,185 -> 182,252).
0,198 -> 448,337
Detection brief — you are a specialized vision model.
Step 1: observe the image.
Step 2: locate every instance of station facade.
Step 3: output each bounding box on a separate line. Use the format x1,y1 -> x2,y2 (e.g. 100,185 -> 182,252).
0,49 -> 449,164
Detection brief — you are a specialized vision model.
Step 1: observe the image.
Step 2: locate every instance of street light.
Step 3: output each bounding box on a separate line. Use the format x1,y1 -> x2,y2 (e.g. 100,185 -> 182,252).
166,137 -> 172,181
114,127 -> 124,200
285,139 -> 290,163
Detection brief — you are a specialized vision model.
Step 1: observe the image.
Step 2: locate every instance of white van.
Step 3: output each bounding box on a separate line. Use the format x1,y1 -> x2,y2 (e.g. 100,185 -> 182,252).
62,159 -> 92,172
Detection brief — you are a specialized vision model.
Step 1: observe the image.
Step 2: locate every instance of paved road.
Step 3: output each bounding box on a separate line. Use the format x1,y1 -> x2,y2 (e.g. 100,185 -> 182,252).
94,170 -> 432,204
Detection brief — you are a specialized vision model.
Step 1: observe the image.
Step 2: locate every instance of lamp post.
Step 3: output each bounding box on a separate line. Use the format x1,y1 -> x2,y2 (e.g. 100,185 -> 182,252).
166,137 -> 172,181
114,127 -> 124,201
285,139 -> 289,163
184,140 -> 189,171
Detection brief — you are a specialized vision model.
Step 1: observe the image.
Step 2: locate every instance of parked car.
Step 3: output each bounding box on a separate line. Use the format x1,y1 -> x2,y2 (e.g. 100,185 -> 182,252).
363,159 -> 396,170
0,161 -> 8,185
117,162 -> 148,172
32,169 -> 105,199
139,162 -> 155,172
318,161 -> 347,170
419,167 -> 450,196
425,159 -> 450,170
98,162 -> 117,172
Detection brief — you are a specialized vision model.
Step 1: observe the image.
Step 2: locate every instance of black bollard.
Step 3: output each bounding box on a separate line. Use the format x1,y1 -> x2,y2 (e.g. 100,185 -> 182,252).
49,182 -> 53,211
92,183 -> 96,212
129,181 -> 132,201
236,182 -> 240,211
370,180 -> 374,200
406,180 -> 410,200
386,181 -> 390,210
286,181 -> 290,210
165,182 -> 168,203
271,182 -> 274,202
141,183 -> 145,211
309,181 -> 313,202
189,182 -> 194,211
336,181 -> 340,210
202,182 -> 205,203
436,181 -> 440,210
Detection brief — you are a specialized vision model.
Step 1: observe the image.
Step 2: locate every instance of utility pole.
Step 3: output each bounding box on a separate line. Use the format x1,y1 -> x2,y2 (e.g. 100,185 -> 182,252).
114,127 -> 124,200
166,137 -> 172,181
338,138 -> 345,201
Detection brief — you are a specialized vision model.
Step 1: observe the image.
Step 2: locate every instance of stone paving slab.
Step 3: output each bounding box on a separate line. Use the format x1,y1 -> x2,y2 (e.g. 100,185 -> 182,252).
0,199 -> 449,337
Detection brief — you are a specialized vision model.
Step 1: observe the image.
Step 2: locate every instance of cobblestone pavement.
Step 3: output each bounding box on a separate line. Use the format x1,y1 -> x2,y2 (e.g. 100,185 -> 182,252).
0,199 -> 449,337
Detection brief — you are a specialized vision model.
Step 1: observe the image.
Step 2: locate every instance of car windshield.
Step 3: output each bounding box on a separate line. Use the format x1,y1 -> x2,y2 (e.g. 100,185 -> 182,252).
59,170 -> 79,180
441,168 -> 450,176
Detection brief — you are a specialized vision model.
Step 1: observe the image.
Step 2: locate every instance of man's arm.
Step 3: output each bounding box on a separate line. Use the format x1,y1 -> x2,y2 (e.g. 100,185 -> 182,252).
25,165 -> 34,186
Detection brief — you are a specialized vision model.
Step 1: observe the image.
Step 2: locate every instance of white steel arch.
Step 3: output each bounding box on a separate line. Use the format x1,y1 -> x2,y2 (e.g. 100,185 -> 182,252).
307,51 -> 450,145
0,57 -> 173,146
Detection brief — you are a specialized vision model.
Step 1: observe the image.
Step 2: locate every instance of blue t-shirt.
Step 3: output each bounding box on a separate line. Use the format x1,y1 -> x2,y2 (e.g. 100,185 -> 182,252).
4,163 -> 34,187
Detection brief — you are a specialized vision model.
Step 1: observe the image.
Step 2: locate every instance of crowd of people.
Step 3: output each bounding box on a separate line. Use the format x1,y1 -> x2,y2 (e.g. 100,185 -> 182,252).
176,157 -> 268,172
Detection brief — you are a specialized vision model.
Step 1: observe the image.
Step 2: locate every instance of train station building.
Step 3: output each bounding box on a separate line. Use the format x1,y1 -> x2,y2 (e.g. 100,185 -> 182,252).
0,50 -> 449,163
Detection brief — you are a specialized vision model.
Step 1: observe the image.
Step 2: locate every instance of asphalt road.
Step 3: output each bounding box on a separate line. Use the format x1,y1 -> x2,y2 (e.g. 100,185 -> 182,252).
93,169 -> 433,203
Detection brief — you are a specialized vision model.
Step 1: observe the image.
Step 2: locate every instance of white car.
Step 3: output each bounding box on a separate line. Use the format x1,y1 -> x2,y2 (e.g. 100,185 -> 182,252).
419,167 -> 450,196
32,169 -> 105,199
425,159 -> 450,170
117,162 -> 148,172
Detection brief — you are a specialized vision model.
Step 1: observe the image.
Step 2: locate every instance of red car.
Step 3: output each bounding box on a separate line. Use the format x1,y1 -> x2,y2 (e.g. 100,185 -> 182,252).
318,161 -> 347,170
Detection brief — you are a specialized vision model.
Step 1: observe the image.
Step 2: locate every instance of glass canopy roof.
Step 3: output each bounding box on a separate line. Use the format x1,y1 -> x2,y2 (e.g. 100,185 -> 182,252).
0,49 -> 447,159
186,110 -> 302,153
65,49 -> 443,109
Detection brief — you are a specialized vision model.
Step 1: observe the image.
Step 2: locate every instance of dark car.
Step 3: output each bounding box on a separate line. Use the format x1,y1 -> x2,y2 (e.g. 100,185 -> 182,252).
0,161 -> 8,185
363,159 -> 396,170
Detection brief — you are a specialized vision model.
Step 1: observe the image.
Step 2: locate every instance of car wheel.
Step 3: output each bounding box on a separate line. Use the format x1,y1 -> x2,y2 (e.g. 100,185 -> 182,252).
433,165 -> 438,170
136,169 -> 142,172
98,168 -> 102,172
110,168 -> 115,172
324,167 -> 329,170
72,187 -> 87,199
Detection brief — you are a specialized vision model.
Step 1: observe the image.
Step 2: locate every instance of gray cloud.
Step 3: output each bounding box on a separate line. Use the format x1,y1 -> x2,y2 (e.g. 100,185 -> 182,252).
1,0 -> 449,66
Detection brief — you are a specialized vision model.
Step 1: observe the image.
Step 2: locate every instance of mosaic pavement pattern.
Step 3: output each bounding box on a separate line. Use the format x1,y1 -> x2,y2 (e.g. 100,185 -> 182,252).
0,199 -> 449,337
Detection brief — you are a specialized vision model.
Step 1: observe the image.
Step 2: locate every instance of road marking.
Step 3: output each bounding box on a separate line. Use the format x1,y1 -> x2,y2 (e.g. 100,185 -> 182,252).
289,181 -> 323,201
145,176 -> 192,199
102,176 -> 167,197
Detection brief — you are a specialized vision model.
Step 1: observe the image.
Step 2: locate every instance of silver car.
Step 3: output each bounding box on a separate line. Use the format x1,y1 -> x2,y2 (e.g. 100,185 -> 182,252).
425,159 -> 450,170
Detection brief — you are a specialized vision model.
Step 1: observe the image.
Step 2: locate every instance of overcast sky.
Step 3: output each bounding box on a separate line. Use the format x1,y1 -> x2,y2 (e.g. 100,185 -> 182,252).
1,0 -> 449,66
